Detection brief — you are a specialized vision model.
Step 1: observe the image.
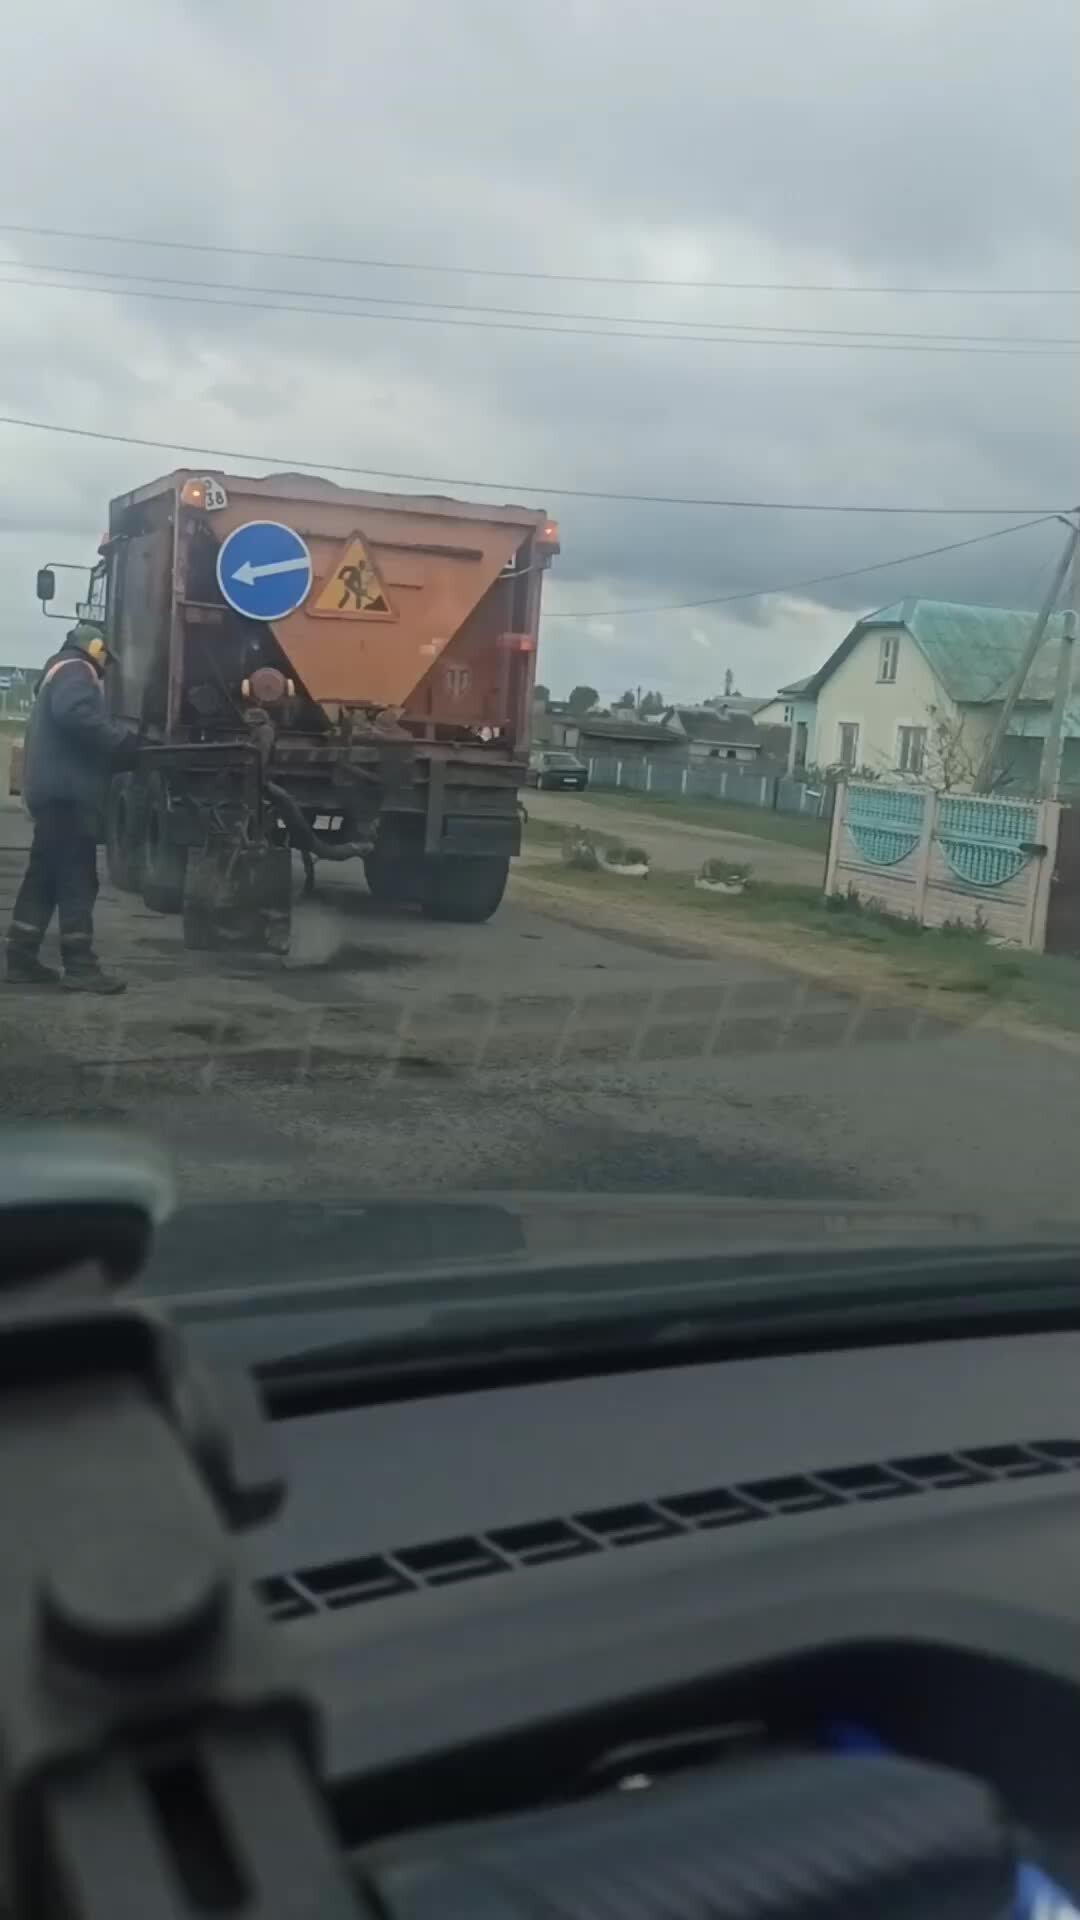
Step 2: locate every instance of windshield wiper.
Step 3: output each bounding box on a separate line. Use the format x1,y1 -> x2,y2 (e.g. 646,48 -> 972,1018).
257,1238 -> 1080,1416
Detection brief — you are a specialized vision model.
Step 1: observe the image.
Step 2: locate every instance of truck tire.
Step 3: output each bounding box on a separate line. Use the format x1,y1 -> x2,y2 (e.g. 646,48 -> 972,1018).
421,855 -> 509,924
141,775 -> 187,915
105,775 -> 146,893
364,845 -> 422,906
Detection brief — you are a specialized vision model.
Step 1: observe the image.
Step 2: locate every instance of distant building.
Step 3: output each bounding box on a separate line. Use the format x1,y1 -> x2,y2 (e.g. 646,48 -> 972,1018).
755,676 -> 817,772
704,694 -> 769,717
0,666 -> 35,716
659,706 -> 764,764
549,713 -> 684,761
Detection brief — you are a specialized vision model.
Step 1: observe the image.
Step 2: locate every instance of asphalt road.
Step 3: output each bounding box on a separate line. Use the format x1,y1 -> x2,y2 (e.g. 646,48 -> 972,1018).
526,787 -> 826,886
2,798 -> 1080,1282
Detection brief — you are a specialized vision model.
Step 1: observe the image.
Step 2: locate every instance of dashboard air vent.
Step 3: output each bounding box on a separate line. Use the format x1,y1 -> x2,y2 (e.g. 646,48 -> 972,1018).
257,1437 -> 1080,1624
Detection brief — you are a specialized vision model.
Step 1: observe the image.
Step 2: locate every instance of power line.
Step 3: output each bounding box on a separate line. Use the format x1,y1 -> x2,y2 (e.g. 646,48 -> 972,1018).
545,516 -> 1066,620
6,256 -> 1076,349
0,270 -> 1073,358
0,222 -> 1075,298
0,411 -> 1067,518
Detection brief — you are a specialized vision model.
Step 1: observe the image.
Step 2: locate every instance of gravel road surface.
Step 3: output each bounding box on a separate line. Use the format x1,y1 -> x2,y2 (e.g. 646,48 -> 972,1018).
2,799 -> 1078,1285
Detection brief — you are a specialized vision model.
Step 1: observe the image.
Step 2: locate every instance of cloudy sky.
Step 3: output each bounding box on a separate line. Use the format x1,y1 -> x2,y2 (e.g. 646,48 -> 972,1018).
1,0 -> 1076,702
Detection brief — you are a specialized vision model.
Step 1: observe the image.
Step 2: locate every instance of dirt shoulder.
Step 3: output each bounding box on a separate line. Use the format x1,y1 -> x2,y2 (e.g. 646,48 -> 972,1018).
526,789 -> 825,887
508,858 -> 1080,1055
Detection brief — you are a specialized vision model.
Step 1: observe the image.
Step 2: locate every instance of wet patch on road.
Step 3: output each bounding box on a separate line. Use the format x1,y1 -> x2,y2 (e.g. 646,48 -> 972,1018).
292,941 -> 422,975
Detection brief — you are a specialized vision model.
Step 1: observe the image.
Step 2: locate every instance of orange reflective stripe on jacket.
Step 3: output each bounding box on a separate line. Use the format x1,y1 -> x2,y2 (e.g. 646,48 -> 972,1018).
40,656 -> 96,693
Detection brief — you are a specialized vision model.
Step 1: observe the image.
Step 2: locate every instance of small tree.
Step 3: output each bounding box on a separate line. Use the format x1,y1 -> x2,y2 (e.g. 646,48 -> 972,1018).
533,682 -> 550,704
640,690 -> 666,716
568,684 -> 600,715
617,687 -> 636,710
896,706 -> 1018,793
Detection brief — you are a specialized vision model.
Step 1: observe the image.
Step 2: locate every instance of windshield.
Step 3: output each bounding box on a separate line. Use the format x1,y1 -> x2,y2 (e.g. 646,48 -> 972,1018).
2,0 -> 1077,1341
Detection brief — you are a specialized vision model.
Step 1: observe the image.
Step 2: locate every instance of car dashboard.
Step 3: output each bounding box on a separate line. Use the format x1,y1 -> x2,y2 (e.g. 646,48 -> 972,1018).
220,1323 -> 1080,1906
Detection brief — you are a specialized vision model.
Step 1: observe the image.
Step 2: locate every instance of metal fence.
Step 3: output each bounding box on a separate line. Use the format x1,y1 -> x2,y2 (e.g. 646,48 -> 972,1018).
584,752 -> 834,820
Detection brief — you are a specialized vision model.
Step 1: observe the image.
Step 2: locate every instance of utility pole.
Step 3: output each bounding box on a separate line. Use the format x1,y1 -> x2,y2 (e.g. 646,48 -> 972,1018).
975,516 -> 1080,792
1039,532 -> 1080,799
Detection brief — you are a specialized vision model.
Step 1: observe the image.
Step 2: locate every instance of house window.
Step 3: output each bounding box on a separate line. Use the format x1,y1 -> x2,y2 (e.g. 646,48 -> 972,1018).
897,725 -> 927,776
837,722 -> 860,770
878,634 -> 899,682
783,704 -> 794,724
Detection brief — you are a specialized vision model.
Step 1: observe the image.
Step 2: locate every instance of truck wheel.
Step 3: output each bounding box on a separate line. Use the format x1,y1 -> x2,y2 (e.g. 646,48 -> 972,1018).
421,856 -> 509,924
105,775 -> 145,893
364,846 -> 421,905
141,776 -> 187,914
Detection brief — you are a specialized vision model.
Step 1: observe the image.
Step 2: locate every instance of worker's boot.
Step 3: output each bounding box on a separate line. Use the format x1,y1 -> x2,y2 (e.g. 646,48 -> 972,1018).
4,942 -> 60,986
61,958 -> 127,996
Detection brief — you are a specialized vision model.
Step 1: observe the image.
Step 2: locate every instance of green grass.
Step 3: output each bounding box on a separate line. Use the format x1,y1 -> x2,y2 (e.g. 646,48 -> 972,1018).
521,851 -> 1080,1036
578,785 -> 831,851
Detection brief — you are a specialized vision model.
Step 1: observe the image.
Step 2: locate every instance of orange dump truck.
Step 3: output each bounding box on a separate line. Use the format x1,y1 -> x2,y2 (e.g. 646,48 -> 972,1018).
36,470 -> 558,950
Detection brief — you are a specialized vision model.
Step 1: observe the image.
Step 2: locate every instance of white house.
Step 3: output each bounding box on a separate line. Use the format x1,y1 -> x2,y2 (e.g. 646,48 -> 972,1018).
794,599 -> 1077,791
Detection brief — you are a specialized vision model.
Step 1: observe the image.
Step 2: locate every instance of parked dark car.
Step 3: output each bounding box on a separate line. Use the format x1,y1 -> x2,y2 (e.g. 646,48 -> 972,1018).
527,750 -> 589,791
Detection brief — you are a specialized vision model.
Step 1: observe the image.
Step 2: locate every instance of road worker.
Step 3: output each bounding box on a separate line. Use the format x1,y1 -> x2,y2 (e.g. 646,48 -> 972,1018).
5,622 -> 138,993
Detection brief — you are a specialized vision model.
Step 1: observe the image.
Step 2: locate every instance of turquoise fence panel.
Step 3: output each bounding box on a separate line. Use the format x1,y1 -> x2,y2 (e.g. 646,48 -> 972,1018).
844,784 -> 925,867
934,795 -> 1038,890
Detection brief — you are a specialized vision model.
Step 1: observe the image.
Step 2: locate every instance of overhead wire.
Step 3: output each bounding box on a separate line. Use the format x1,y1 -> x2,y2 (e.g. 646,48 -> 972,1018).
0,411 -> 1067,517
545,516 -> 1069,620
2,256 -> 1074,349
0,222 -> 1075,297
0,270 -> 1073,357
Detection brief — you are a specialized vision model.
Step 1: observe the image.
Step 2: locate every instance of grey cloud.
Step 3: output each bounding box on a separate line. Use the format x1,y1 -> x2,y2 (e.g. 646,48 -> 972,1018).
0,0 -> 1073,695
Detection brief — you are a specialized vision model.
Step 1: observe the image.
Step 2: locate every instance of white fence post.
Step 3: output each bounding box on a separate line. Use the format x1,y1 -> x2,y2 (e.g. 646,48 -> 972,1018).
1030,799 -> 1061,951
760,776 -> 768,807
823,783 -> 846,895
913,788 -> 936,922
681,768 -> 688,795
616,760 -> 623,788
645,759 -> 653,793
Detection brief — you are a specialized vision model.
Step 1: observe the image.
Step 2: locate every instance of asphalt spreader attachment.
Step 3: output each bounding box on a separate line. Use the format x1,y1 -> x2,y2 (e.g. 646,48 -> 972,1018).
182,842 -> 295,955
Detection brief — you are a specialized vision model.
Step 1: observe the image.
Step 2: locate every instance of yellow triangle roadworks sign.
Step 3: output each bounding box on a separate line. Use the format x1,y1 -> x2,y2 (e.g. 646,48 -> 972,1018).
310,534 -> 393,619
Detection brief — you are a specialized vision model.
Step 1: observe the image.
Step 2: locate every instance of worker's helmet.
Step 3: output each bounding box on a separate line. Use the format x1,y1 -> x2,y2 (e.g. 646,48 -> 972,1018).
64,622 -> 113,673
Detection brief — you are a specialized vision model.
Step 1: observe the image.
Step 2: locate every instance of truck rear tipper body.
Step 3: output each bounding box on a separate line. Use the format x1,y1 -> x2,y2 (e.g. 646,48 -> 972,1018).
79,471 -> 558,951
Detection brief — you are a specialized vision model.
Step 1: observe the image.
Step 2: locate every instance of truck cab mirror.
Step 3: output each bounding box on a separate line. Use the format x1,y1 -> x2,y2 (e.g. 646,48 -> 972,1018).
36,568 -> 56,605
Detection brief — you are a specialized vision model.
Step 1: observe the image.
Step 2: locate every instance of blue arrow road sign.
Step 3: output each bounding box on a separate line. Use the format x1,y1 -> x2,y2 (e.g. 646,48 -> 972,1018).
216,520 -> 313,622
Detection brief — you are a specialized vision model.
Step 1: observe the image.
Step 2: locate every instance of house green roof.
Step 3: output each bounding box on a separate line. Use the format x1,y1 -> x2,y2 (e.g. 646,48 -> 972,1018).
861,599 -> 1070,705
806,598 -> 1077,734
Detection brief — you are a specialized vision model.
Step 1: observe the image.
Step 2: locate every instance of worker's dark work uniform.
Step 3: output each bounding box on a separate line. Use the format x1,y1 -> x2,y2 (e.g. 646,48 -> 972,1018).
5,631 -> 137,993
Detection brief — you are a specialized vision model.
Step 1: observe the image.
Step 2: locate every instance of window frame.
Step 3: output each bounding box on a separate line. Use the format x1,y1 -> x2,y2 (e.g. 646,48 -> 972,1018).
878,633 -> 900,683
896,723 -> 928,777
837,720 -> 860,771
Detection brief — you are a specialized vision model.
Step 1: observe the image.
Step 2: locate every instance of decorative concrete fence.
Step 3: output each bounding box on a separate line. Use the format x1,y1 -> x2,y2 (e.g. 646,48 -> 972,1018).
825,782 -> 1061,950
